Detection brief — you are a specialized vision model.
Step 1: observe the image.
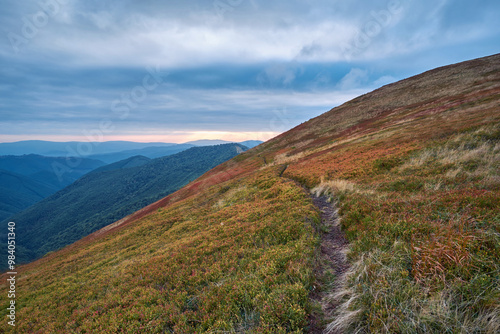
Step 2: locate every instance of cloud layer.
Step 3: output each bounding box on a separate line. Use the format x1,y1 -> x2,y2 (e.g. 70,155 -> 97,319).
1,0 -> 499,142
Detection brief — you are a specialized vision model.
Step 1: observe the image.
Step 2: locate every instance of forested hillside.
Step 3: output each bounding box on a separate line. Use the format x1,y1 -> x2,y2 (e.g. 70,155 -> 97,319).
0,170 -> 59,221
0,154 -> 105,188
1,144 -> 247,265
87,144 -> 194,164
0,155 -> 105,220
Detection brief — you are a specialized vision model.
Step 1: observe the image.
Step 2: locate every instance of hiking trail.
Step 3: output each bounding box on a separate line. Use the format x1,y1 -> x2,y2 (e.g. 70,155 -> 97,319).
308,195 -> 350,334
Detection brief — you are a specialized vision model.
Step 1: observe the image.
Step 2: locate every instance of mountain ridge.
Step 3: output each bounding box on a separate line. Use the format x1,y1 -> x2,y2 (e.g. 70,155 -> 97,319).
0,141 -> 176,156
1,54 -> 499,333
0,140 -> 263,157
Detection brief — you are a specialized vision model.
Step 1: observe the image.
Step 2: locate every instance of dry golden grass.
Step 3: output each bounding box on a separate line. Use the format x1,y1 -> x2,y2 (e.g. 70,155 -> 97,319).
312,179 -> 357,196
400,125 -> 499,183
273,151 -> 307,165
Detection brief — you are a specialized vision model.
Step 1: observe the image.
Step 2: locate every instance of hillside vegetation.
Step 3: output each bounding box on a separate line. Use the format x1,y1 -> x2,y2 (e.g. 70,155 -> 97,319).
0,170 -> 59,221
87,145 -> 194,164
0,155 -> 104,188
1,54 -> 499,333
1,144 -> 246,266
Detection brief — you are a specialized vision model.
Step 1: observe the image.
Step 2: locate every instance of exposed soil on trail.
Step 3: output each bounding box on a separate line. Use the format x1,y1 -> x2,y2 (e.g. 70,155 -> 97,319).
308,195 -> 350,334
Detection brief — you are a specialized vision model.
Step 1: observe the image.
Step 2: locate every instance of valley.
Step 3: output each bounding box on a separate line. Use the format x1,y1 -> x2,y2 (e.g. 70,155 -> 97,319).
1,144 -> 249,266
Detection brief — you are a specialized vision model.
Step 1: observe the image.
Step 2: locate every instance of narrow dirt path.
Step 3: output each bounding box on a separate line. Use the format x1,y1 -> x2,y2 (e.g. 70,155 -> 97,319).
278,165 -> 350,333
308,195 -> 350,334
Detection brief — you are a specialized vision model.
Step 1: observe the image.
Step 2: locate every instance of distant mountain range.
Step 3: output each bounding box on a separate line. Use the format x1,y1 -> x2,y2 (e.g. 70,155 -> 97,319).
86,141 -> 262,163
87,144 -> 195,163
1,143 -> 248,265
0,139 -> 263,158
0,140 -> 176,156
186,139 -> 262,147
0,140 -> 263,220
0,155 -> 105,220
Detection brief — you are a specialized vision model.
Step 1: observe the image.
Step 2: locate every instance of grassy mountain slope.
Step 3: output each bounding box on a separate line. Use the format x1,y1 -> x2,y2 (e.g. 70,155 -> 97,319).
1,54 -> 499,333
2,144 -> 247,266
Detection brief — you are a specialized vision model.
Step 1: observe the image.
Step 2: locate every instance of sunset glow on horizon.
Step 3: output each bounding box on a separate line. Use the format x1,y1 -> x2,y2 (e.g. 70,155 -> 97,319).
0,131 -> 281,144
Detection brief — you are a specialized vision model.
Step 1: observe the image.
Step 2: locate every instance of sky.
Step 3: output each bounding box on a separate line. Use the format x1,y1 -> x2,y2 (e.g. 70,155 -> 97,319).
1,0 -> 499,144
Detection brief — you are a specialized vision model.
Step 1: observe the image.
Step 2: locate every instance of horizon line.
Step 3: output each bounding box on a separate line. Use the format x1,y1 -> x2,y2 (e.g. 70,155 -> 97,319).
0,132 -> 279,145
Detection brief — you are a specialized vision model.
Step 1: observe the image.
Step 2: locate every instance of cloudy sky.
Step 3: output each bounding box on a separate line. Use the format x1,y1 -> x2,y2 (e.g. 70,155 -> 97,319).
1,0 -> 499,143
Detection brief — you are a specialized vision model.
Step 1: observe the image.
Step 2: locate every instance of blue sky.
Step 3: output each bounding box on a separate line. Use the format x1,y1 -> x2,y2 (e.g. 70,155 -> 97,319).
1,0 -> 499,143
